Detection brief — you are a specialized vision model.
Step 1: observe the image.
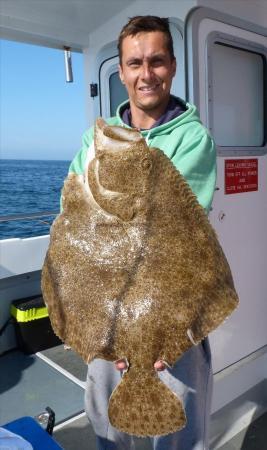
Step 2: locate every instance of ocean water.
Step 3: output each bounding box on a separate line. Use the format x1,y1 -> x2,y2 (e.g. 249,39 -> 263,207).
0,159 -> 70,239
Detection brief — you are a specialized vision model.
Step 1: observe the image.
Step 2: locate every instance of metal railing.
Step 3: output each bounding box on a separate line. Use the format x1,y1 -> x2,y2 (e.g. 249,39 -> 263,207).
0,211 -> 59,223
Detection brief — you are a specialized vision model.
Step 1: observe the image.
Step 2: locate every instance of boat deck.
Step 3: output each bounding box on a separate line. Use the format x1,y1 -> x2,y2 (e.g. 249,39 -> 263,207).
1,345 -> 266,450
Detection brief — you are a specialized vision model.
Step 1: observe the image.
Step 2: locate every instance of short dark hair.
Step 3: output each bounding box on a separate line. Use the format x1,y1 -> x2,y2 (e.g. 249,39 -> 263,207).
118,16 -> 175,64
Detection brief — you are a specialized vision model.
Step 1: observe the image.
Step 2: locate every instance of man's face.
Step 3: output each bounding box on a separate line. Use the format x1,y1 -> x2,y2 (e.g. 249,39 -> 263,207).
119,31 -> 176,114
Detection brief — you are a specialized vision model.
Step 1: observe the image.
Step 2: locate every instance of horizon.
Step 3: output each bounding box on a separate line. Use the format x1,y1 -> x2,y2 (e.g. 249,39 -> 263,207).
1,157 -> 72,162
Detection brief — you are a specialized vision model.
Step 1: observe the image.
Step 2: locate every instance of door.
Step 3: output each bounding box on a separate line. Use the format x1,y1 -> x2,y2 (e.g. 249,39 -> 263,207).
185,7 -> 267,373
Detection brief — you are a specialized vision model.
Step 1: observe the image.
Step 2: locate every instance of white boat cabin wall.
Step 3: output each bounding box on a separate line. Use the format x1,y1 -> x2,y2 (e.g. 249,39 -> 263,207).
0,0 -> 267,439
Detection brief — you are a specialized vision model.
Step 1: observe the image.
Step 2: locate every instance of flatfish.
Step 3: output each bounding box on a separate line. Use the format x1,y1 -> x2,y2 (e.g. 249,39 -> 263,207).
42,118 -> 239,437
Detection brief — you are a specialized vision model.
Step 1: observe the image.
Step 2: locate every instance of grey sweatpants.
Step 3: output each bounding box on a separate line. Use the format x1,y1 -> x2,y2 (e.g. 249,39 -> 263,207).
84,339 -> 213,450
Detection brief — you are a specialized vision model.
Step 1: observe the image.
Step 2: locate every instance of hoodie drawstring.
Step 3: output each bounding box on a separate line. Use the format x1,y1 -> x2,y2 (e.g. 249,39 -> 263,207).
145,131 -> 152,146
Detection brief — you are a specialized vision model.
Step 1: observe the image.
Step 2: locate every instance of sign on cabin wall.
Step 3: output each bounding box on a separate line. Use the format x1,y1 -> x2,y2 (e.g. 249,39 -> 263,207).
225,159 -> 258,194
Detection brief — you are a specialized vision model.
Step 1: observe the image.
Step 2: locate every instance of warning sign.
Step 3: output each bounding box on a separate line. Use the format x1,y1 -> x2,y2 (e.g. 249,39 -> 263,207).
225,159 -> 258,194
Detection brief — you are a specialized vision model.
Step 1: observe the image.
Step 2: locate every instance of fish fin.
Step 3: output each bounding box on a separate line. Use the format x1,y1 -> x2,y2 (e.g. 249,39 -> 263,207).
108,368 -> 186,437
41,257 -> 66,342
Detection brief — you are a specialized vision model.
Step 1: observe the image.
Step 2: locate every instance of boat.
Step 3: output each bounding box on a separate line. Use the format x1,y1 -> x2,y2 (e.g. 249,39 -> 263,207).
0,1 -> 267,449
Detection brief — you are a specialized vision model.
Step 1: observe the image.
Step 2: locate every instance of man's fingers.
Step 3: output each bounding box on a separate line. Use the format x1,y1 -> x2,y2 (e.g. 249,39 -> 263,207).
115,359 -> 167,371
154,360 -> 167,371
115,358 -> 128,371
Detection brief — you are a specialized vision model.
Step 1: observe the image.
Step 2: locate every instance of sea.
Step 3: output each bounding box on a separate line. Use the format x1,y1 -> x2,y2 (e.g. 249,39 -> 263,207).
0,159 -> 71,240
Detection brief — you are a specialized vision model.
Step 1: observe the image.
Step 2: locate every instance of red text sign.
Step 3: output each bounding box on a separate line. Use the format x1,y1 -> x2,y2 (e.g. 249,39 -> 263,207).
225,159 -> 258,194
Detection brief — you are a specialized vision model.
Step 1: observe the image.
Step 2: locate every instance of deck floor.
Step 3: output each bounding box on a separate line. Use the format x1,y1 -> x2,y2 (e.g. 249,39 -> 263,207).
53,411 -> 267,450
54,414 -> 153,450
0,349 -> 84,425
216,412 -> 267,450
1,345 -> 266,450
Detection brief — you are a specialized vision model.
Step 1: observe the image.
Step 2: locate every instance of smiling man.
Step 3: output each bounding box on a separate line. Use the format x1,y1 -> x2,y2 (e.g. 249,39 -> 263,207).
69,15 -> 216,450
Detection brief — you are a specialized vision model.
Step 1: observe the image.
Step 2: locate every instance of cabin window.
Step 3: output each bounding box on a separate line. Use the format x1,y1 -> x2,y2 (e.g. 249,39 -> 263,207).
109,72 -> 128,116
210,43 -> 265,148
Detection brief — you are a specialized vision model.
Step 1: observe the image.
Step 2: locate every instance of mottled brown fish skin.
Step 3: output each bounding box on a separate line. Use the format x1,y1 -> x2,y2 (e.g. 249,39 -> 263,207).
42,118 -> 238,437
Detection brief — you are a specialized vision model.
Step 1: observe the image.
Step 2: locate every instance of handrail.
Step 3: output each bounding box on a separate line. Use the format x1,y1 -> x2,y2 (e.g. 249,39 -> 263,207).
0,211 -> 59,223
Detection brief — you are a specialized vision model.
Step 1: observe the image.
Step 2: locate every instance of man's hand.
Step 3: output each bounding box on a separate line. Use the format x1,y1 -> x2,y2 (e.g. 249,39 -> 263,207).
115,359 -> 167,371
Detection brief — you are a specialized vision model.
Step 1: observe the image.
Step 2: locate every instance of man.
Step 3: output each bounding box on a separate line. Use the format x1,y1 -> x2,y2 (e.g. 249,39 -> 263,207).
69,16 -> 216,450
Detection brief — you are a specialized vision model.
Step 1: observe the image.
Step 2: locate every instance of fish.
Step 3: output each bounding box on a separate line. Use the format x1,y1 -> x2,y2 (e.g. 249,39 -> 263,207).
41,118 -> 239,437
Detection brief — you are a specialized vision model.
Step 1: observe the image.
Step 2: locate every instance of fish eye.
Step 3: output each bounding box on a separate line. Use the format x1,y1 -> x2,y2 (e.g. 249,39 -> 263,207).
141,157 -> 152,170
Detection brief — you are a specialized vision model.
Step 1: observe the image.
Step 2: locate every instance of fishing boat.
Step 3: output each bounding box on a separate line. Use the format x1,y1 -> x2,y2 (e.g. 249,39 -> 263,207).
0,1 -> 266,449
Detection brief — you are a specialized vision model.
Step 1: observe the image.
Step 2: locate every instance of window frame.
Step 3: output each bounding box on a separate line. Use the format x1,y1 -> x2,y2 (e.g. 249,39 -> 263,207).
206,32 -> 267,157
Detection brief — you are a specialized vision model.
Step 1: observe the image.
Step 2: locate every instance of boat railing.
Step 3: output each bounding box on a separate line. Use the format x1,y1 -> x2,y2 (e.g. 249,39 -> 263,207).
0,211 -> 59,223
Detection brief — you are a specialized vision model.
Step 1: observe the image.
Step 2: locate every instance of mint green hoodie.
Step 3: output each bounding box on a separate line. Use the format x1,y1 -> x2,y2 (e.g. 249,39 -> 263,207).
69,98 -> 216,212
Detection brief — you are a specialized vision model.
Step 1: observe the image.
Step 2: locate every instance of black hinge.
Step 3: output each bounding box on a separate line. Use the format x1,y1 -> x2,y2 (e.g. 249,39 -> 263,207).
90,83 -> 98,97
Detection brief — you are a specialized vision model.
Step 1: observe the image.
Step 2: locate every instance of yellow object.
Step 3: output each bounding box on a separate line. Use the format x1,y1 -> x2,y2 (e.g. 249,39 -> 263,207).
11,304 -> 48,322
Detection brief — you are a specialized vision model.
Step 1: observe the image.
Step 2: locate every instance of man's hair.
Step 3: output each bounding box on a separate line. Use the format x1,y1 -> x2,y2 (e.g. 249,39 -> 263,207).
118,16 -> 175,64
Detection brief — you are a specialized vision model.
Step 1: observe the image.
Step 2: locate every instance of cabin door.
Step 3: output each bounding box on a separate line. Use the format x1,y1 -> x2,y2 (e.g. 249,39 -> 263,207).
185,7 -> 267,373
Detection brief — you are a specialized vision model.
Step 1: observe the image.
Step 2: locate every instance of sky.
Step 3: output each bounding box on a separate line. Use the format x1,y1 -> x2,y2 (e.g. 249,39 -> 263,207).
0,39 -> 87,160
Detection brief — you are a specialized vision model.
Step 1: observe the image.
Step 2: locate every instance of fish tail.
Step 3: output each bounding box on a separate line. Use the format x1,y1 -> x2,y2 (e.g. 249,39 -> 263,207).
108,367 -> 186,437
